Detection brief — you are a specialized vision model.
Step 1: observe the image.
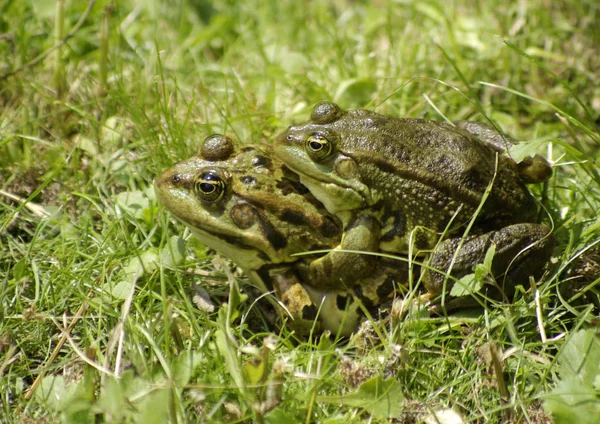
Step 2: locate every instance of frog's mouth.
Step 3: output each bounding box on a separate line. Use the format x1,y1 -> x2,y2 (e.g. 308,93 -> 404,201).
273,144 -> 370,207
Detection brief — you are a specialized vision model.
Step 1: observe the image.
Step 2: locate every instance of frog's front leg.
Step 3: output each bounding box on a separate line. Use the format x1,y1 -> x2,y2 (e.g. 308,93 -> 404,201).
423,223 -> 554,309
305,212 -> 381,288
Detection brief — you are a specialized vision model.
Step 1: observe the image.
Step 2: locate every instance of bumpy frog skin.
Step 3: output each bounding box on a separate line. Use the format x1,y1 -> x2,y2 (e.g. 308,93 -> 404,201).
274,102 -> 554,302
155,134 -> 406,336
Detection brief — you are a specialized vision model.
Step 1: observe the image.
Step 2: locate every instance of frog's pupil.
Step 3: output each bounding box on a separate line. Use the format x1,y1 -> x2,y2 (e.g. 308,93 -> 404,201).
310,141 -> 322,151
200,182 -> 215,193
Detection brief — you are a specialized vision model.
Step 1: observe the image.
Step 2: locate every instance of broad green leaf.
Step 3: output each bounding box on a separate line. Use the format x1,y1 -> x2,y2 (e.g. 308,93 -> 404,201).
450,273 -> 483,297
108,249 -> 160,298
242,359 -> 266,385
474,263 -> 490,281
215,328 -> 245,392
35,375 -> 67,410
62,398 -> 94,424
317,376 -> 404,419
507,139 -> 549,162
558,329 -> 600,386
159,236 -> 185,267
483,244 -> 496,271
543,378 -> 600,423
108,280 -> 134,300
74,135 -> 99,156
115,190 -> 150,219
279,52 -> 309,75
544,330 -> 600,422
264,408 -> 297,424
172,350 -> 204,387
139,388 -> 170,424
101,116 -> 125,147
97,377 -> 126,422
27,0 -> 55,19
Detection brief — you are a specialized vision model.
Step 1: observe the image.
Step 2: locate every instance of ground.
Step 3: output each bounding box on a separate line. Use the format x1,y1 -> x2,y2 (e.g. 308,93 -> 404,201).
1,1 -> 599,422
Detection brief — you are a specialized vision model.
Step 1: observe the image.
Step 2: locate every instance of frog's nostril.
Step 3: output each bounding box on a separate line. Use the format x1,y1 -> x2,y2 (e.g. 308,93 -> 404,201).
172,174 -> 182,183
286,135 -> 293,141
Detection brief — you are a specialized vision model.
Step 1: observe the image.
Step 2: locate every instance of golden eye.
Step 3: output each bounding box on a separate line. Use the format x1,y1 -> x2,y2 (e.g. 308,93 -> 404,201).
305,132 -> 333,161
194,172 -> 226,202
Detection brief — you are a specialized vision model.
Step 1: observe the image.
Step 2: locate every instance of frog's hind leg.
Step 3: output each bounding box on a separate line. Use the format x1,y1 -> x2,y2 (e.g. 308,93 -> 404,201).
423,223 -> 554,308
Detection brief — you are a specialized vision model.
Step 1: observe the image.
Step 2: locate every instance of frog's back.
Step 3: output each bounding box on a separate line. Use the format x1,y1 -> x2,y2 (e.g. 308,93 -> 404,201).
332,110 -> 539,228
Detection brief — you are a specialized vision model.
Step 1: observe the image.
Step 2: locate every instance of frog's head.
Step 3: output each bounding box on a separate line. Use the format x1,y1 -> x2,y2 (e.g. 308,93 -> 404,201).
274,101 -> 376,214
155,134 -> 341,272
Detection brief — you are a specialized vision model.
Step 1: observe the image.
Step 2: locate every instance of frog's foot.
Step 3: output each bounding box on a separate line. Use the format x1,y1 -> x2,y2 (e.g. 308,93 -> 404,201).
272,270 -> 364,337
303,286 -> 363,337
272,270 -> 321,336
306,213 -> 381,288
423,223 -> 554,306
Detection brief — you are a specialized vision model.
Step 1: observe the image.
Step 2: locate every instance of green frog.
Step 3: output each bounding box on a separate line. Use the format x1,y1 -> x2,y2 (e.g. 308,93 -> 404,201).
155,134 -> 407,336
273,101 -> 554,303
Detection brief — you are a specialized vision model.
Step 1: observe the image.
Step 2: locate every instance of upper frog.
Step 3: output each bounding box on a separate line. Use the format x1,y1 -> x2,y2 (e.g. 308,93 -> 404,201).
273,102 -> 554,298
274,101 -> 551,254
155,134 -> 406,335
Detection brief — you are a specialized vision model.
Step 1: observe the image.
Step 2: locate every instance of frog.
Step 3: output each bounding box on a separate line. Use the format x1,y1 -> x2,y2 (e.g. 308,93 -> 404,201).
154,134 -> 408,336
273,101 -> 554,305
454,120 -> 553,184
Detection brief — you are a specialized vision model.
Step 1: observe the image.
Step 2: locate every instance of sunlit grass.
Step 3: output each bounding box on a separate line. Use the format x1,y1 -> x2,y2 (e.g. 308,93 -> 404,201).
1,0 -> 599,422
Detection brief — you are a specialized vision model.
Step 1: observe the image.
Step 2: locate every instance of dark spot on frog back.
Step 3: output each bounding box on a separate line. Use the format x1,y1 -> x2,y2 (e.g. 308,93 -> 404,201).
425,154 -> 451,173
279,207 -> 339,239
277,166 -> 310,196
463,166 -> 485,189
335,294 -> 354,311
276,177 -> 308,196
376,276 -> 396,300
280,208 -> 308,226
414,229 -> 431,250
254,208 -> 287,250
380,208 -> 407,242
301,304 -> 318,320
319,216 -> 339,238
358,139 -> 411,173
256,266 -> 275,292
353,286 -> 375,310
252,155 -> 272,170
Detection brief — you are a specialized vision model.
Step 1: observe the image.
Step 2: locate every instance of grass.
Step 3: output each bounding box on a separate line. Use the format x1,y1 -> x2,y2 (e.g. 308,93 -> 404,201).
1,0 -> 599,422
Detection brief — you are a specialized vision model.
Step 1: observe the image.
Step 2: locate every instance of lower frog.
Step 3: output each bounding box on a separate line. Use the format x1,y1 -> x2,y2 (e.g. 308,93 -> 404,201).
274,102 -> 554,306
155,134 -> 408,336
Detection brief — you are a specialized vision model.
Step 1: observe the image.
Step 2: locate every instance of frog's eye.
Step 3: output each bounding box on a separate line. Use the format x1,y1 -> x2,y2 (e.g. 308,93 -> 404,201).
305,132 -> 333,161
194,172 -> 226,202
